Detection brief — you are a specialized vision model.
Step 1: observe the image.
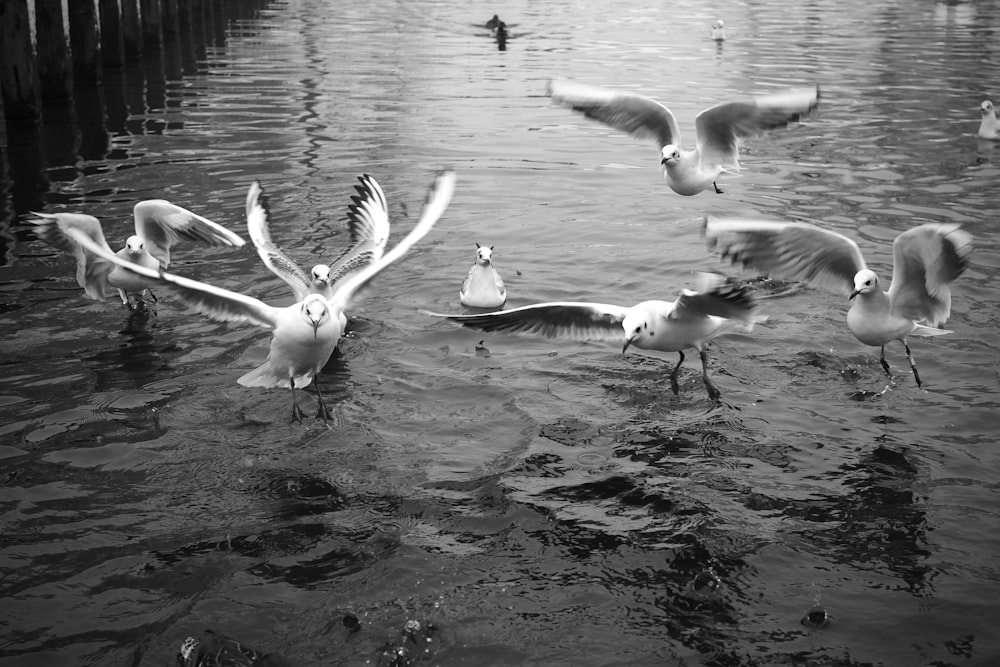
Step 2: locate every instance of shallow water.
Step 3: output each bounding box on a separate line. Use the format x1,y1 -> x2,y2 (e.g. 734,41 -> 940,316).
2,0 -> 1000,665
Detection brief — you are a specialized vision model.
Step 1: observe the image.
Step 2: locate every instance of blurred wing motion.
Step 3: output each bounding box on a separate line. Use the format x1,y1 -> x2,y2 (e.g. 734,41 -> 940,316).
132,199 -> 245,267
429,301 -> 630,342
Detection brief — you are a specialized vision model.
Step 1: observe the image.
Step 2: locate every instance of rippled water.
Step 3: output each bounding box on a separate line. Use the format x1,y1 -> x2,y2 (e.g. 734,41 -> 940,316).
2,0 -> 1000,664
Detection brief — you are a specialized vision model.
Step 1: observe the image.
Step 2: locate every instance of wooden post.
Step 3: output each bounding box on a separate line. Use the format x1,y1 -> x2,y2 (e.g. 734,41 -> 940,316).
68,0 -> 103,80
121,0 -> 143,57
35,0 -> 75,101
99,0 -> 126,68
0,0 -> 41,123
142,0 -> 164,47
176,0 -> 194,27
162,0 -> 178,36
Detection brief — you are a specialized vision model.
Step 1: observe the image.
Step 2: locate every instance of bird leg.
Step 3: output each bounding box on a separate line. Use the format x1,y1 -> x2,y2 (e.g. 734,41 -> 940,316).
901,340 -> 923,388
699,348 -> 722,402
314,381 -> 332,422
713,181 -> 724,194
878,346 -> 893,377
289,377 -> 308,423
669,351 -> 685,396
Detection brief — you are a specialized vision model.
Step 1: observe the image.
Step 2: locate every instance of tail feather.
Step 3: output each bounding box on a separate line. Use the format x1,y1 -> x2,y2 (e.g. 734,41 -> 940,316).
238,362 -> 315,389
910,323 -> 952,337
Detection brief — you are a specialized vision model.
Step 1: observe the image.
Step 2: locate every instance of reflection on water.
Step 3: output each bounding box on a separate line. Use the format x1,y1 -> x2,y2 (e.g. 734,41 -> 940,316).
1,0 -> 1000,665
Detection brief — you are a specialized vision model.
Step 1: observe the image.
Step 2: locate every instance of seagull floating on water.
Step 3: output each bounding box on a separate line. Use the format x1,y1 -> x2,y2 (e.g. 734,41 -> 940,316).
430,272 -> 763,400
66,172 -> 456,423
711,19 -> 727,41
29,201 -> 245,309
547,79 -> 820,196
460,244 -> 507,308
703,217 -> 973,387
978,100 -> 999,140
247,174 -> 390,329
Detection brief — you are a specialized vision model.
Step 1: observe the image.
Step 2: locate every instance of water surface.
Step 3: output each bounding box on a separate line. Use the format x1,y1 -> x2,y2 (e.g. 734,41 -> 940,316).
1,0 -> 999,665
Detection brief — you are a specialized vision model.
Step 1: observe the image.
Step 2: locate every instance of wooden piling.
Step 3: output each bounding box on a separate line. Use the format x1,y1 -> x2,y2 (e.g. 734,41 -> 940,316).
68,0 -> 103,80
0,0 -> 41,124
142,0 -> 164,47
35,0 -> 75,101
121,0 -> 143,57
162,0 -> 179,36
99,0 -> 126,68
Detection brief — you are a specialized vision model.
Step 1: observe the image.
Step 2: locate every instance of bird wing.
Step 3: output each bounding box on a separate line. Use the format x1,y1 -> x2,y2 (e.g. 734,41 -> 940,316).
429,301 -> 630,342
329,170 -> 457,309
888,223 -> 972,327
65,227 -> 277,330
325,174 -> 392,286
133,199 -> 245,267
695,86 -> 820,170
672,273 -> 758,322
548,79 -> 680,148
28,212 -> 116,300
245,181 -> 312,300
703,216 -> 865,295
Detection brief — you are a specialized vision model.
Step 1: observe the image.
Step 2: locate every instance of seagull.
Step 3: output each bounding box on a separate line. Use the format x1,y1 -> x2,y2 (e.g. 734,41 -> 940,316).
246,174 -> 390,329
28,201 -> 245,309
703,217 -> 973,387
460,243 -> 507,308
547,79 -> 820,195
429,273 -> 763,400
978,100 -> 999,140
711,19 -> 727,41
64,171 -> 456,423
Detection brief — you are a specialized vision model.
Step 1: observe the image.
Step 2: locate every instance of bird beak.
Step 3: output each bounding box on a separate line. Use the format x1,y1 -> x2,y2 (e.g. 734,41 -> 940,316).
310,319 -> 321,338
849,289 -> 859,300
622,336 -> 635,355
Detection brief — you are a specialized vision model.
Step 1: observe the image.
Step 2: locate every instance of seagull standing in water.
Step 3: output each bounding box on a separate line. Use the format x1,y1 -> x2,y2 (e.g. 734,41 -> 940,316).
66,172 -> 456,423
246,174 -> 390,328
978,100 -> 999,140
29,201 -> 245,309
711,19 -> 727,41
547,79 -> 820,195
430,273 -> 763,400
460,244 -> 507,308
703,217 -> 973,387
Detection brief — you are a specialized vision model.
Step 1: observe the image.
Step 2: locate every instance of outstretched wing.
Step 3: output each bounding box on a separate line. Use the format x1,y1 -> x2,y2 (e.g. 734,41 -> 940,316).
326,174 -> 392,286
245,181 -> 312,300
889,223 -> 972,327
703,216 -> 865,296
673,273 -> 758,322
133,200 -> 245,267
548,79 -> 680,149
695,86 -> 819,170
330,170 -> 456,309
28,212 -> 116,300
429,301 -> 629,342
65,227 -> 277,330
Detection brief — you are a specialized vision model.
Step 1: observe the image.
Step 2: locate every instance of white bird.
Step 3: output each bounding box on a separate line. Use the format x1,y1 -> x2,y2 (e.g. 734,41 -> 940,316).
64,171 -> 456,422
460,243 -> 507,308
711,19 -> 727,41
29,201 -> 245,309
703,217 -> 973,387
547,79 -> 820,196
430,273 -> 763,400
978,100 -> 999,140
246,174 -> 390,313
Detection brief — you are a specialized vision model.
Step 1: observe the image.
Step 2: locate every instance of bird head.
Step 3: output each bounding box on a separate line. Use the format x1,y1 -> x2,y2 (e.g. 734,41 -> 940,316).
301,295 -> 331,338
475,244 -> 494,265
311,264 -> 331,286
982,100 -> 995,117
123,235 -> 145,256
621,309 -> 650,354
850,269 -> 879,299
660,145 -> 681,167
713,19 -> 724,29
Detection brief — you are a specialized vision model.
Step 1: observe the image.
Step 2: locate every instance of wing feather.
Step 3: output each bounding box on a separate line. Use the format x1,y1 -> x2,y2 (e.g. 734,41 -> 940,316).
64,227 -> 277,329
245,181 -> 312,300
704,216 -> 865,295
28,212 -> 116,300
888,223 -> 972,326
548,79 -> 680,148
133,200 -> 245,267
430,301 -> 629,342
